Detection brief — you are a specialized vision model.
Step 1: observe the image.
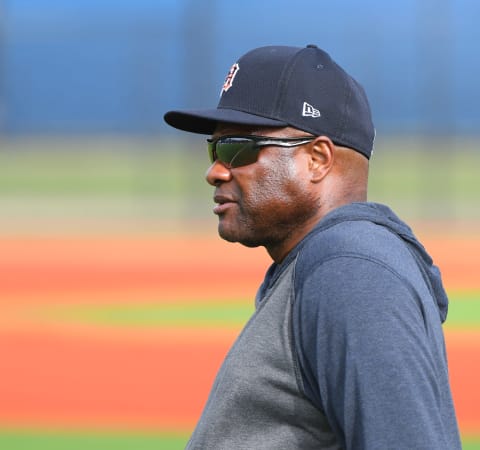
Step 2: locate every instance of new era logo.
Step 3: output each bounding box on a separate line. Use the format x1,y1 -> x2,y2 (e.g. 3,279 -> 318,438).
302,102 -> 321,118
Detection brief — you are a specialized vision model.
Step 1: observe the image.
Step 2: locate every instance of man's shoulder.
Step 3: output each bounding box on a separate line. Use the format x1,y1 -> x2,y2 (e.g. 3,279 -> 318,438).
298,217 -> 408,269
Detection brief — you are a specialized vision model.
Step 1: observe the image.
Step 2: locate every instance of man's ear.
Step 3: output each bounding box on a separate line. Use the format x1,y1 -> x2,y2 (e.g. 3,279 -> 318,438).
309,136 -> 335,183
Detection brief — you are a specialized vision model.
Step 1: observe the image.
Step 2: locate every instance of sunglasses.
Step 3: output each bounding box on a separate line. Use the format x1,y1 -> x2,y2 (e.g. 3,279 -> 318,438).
207,135 -> 316,168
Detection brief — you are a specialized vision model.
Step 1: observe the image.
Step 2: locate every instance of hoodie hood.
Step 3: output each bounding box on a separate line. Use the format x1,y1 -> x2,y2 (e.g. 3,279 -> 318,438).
318,202 -> 449,323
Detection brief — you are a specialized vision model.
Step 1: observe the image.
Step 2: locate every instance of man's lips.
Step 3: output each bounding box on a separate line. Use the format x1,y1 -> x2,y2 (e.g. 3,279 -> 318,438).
213,194 -> 237,214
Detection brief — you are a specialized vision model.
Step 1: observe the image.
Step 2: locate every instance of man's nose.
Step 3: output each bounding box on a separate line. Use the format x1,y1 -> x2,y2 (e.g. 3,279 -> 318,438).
205,160 -> 233,186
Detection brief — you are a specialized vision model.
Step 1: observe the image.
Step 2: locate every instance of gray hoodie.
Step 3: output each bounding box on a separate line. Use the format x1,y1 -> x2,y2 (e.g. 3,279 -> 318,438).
186,203 -> 461,450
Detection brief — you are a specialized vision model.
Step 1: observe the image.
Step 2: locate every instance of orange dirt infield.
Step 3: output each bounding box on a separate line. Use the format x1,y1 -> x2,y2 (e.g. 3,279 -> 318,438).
0,237 -> 270,301
0,325 -> 478,433
0,235 -> 479,433
0,233 -> 478,299
0,326 -> 236,431
445,330 -> 480,435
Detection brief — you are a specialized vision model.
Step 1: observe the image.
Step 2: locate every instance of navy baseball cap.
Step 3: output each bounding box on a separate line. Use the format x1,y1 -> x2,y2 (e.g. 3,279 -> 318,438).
164,44 -> 375,159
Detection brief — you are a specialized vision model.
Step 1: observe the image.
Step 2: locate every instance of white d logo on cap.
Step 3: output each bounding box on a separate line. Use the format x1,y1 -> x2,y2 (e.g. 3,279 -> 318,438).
221,63 -> 240,95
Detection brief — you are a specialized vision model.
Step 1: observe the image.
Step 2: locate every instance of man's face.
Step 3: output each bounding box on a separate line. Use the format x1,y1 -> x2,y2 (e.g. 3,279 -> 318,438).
205,125 -> 320,253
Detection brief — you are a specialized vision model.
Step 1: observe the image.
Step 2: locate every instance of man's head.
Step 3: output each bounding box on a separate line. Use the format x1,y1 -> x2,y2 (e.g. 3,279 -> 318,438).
164,45 -> 374,261
165,44 -> 375,159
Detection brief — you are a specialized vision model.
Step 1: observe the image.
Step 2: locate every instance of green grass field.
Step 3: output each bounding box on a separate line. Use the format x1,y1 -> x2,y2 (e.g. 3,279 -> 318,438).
0,432 -> 477,450
0,429 -> 478,450
0,429 -> 189,450
21,292 -> 480,329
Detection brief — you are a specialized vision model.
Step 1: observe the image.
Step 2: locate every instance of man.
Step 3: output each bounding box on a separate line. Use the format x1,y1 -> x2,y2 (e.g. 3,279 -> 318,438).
164,45 -> 461,449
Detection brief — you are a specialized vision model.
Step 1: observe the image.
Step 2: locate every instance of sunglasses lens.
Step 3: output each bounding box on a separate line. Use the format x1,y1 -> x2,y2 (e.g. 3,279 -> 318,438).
209,138 -> 260,168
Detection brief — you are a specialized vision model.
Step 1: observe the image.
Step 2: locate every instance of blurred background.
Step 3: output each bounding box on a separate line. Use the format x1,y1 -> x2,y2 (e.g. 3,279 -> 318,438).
0,0 -> 479,449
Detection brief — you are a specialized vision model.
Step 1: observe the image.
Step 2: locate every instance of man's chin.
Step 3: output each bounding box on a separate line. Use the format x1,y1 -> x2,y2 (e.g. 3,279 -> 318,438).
217,223 -> 260,248
217,223 -> 239,243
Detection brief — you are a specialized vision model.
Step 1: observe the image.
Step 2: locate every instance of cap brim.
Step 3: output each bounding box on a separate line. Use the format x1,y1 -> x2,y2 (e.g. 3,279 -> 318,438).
164,108 -> 288,135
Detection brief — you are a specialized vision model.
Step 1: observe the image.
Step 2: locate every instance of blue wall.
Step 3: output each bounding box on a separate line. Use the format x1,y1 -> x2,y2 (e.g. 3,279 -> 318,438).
1,0 -> 479,136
